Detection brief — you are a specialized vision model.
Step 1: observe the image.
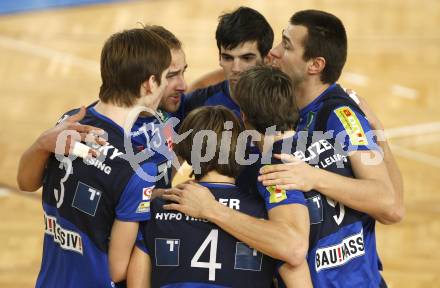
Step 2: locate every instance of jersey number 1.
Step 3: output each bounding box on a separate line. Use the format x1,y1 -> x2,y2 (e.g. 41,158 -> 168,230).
191,229 -> 222,281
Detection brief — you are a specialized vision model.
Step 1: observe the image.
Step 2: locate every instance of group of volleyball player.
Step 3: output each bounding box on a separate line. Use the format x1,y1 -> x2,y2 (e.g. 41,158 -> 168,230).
17,6 -> 404,288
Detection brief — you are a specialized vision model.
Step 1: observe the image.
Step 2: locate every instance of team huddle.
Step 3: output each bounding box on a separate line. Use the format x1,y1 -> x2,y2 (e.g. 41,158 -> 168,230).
17,7 -> 404,288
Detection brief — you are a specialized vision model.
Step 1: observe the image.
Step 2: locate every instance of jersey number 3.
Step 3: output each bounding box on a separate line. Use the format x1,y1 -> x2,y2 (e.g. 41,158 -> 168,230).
327,198 -> 346,225
54,158 -> 73,208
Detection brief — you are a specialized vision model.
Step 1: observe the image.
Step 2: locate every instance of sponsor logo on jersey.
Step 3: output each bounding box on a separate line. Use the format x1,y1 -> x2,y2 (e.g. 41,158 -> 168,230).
315,229 -> 365,271
143,186 -> 154,201
84,157 -> 112,175
219,198 -> 240,210
156,109 -> 169,122
267,185 -> 287,203
136,201 -> 150,213
334,106 -> 368,146
44,212 -> 83,254
72,182 -> 102,216
293,139 -> 334,162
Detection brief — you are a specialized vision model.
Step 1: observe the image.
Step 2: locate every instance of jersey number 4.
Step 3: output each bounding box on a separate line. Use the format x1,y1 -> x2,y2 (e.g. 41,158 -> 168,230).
191,229 -> 222,281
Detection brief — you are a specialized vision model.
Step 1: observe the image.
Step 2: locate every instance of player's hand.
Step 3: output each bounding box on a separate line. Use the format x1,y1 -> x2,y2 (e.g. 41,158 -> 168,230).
162,181 -> 216,219
36,106 -> 107,157
152,188 -> 169,200
258,154 -> 318,191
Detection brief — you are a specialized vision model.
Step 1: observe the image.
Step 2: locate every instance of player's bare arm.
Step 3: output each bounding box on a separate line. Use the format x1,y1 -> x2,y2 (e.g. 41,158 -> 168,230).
162,182 -> 310,268
355,95 -> 404,213
17,106 -> 105,192
108,220 -> 140,283
127,246 -> 151,288
259,150 -> 404,224
279,260 -> 312,288
258,93 -> 404,224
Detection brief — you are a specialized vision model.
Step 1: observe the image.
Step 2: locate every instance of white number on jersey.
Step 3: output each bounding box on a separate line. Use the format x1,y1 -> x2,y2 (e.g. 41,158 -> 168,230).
54,158 -> 73,208
327,197 -> 345,225
191,229 -> 222,281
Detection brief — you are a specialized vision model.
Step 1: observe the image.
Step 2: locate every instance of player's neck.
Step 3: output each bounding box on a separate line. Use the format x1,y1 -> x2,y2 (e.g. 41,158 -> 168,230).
295,78 -> 331,110
93,101 -> 148,129
198,171 -> 235,185
257,130 -> 296,155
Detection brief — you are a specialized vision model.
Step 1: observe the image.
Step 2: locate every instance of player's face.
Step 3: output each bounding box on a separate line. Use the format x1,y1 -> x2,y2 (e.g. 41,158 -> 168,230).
159,49 -> 188,113
148,67 -> 169,111
270,24 -> 309,84
219,41 -> 263,92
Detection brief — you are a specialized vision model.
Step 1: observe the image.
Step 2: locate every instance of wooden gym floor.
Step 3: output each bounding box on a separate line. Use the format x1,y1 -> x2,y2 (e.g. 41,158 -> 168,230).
0,0 -> 439,287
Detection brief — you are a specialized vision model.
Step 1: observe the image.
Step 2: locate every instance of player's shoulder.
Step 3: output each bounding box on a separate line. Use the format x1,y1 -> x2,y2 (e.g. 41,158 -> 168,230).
184,80 -> 228,111
55,107 -> 81,125
204,184 -> 248,202
319,86 -> 366,124
187,80 -> 227,99
327,104 -> 369,133
320,87 -> 367,131
325,103 -> 377,150
55,102 -> 99,125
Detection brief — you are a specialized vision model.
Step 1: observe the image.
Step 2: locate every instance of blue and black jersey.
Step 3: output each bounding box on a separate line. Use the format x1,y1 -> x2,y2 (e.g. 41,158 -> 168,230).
257,140 -> 308,211
181,80 -> 241,120
293,84 -> 384,287
138,182 -> 276,288
176,79 -> 261,193
131,110 -> 174,189
36,106 -> 160,288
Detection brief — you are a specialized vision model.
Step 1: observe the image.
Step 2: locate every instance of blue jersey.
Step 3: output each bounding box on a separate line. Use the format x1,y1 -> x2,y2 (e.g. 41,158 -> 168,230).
131,110 -> 174,189
182,80 -> 241,120
294,84 -> 384,287
179,80 -> 259,193
138,183 -> 276,288
37,106 -> 159,288
257,142 -> 308,211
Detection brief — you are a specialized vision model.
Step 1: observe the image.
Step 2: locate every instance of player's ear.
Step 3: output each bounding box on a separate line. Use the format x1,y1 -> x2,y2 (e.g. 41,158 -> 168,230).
141,75 -> 157,95
149,75 -> 159,91
308,56 -> 326,76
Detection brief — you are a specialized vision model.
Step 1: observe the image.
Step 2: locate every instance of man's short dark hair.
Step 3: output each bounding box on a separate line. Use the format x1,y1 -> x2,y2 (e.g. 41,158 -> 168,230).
175,106 -> 243,180
216,6 -> 274,57
290,10 -> 347,84
99,28 -> 171,107
146,25 -> 182,50
235,66 -> 298,134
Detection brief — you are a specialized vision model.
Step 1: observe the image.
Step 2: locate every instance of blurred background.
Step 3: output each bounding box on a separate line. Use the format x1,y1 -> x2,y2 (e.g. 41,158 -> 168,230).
0,0 -> 439,287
